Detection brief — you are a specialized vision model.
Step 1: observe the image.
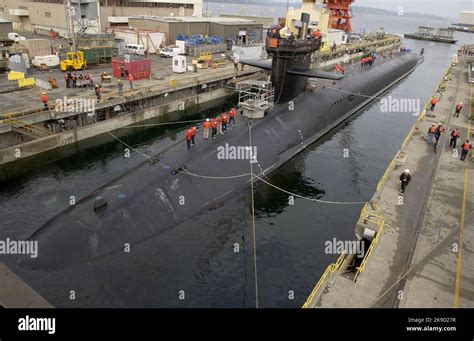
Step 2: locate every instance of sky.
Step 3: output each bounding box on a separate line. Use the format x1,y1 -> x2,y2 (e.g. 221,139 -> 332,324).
353,0 -> 473,19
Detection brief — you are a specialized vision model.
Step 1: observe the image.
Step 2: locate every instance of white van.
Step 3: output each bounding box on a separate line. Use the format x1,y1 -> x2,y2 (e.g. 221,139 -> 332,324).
160,47 -> 181,58
124,44 -> 146,56
8,32 -> 26,43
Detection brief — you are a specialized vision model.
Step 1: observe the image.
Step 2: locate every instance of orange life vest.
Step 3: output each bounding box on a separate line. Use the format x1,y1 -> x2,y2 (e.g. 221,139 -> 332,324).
438,125 -> 445,133
429,126 -> 437,133
40,94 -> 48,103
185,129 -> 193,140
203,121 -> 211,129
431,98 -> 437,105
211,120 -> 217,129
462,143 -> 471,151
222,114 -> 228,123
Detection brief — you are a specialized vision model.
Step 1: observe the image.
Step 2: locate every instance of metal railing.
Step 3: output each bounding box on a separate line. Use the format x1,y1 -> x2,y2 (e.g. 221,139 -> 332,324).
302,251 -> 347,308
354,211 -> 385,282
4,115 -> 51,138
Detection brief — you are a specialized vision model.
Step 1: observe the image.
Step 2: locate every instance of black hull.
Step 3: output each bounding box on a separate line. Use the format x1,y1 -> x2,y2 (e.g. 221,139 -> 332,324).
23,53 -> 422,269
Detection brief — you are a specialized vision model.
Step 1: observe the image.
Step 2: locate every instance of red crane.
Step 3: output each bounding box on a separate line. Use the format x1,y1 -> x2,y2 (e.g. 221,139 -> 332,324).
323,0 -> 355,33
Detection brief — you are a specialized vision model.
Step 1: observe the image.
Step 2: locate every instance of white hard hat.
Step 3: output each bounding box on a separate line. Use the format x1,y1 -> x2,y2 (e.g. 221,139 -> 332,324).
404,169 -> 410,173
206,118 -> 210,122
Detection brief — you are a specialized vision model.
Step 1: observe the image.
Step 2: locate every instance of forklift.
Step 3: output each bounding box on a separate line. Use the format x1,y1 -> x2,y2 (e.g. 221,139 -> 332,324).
60,51 -> 87,71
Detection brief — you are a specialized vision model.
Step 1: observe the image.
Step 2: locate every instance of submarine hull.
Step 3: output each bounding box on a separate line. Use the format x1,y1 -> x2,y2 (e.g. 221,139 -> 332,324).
23,53 -> 421,269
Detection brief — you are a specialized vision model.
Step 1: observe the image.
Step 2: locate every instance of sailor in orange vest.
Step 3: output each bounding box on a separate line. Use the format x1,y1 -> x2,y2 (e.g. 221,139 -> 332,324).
435,122 -> 445,145
430,96 -> 438,111
64,73 -> 70,88
185,128 -> 193,150
450,128 -> 460,149
229,107 -> 236,127
191,126 -> 196,145
427,123 -> 437,145
211,118 -> 218,139
203,118 -> 211,140
128,74 -> 134,90
40,91 -> 48,110
460,140 -> 472,161
221,112 -> 228,132
71,73 -> 77,88
454,102 -> 463,117
216,115 -> 223,135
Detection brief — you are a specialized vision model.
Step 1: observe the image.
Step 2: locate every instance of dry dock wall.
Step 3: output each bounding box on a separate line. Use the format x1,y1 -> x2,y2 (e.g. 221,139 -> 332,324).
0,88 -> 228,165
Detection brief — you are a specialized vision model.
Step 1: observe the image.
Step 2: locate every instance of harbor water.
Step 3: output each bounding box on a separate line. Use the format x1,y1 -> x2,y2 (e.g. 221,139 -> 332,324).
0,13 -> 471,307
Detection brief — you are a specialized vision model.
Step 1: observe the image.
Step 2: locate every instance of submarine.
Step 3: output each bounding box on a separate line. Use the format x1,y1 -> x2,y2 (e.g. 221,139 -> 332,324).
23,13 -> 423,269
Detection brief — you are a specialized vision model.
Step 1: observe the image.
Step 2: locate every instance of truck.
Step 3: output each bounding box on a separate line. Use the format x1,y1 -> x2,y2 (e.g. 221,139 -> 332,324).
8,32 -> 26,43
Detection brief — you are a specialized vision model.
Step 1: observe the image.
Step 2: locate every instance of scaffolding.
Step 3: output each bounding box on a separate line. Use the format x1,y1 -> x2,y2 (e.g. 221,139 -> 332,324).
237,80 -> 274,119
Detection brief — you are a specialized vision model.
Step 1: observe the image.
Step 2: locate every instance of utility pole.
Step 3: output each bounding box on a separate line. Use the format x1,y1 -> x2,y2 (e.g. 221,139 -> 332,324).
65,0 -> 77,52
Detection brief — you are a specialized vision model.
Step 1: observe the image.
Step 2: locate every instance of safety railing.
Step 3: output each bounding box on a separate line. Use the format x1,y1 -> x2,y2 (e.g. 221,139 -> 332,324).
4,116 -> 51,138
354,211 -> 385,282
302,251 -> 347,308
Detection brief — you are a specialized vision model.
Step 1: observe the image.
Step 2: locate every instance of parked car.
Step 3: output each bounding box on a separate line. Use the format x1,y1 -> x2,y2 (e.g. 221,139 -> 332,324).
160,47 -> 181,58
8,32 -> 26,43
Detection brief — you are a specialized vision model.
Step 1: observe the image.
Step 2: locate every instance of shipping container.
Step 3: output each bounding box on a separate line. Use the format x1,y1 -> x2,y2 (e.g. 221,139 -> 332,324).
112,57 -> 151,80
82,47 -> 119,65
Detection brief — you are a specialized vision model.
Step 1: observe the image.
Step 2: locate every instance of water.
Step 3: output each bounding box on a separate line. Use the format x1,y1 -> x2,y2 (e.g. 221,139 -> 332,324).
0,11 -> 471,307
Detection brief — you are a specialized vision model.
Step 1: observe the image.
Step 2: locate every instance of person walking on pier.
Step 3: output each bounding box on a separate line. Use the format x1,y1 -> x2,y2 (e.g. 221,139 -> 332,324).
234,57 -> 239,72
71,73 -> 77,88
217,115 -> 223,135
450,129 -> 460,149
185,128 -> 193,150
203,118 -> 211,140
117,79 -> 124,97
128,74 -> 134,90
95,84 -> 101,102
435,122 -> 445,146
399,169 -> 411,195
430,96 -> 438,112
211,118 -> 218,139
460,140 -> 472,161
427,123 -> 437,145
89,74 -> 94,89
221,112 -> 228,132
64,73 -> 70,88
40,91 -> 48,110
229,108 -> 236,127
191,126 -> 196,146
454,102 -> 463,117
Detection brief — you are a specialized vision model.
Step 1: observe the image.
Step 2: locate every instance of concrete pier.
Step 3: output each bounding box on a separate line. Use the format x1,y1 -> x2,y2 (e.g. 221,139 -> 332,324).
304,52 -> 473,308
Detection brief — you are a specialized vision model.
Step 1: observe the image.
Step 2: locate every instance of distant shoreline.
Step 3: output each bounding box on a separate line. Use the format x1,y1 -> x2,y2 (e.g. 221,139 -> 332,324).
205,0 -> 455,21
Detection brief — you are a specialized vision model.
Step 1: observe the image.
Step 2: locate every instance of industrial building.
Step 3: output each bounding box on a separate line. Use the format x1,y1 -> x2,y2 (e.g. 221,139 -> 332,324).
0,17 -> 12,37
0,0 -> 203,37
128,15 -> 264,46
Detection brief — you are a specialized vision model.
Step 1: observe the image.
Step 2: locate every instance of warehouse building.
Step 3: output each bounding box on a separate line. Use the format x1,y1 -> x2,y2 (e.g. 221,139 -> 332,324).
128,15 -> 264,46
0,0 -> 203,36
459,11 -> 474,26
